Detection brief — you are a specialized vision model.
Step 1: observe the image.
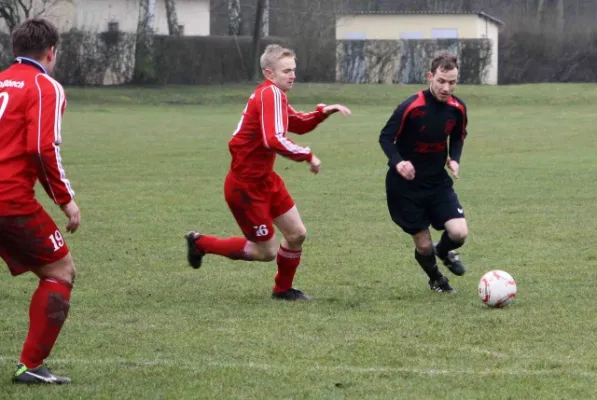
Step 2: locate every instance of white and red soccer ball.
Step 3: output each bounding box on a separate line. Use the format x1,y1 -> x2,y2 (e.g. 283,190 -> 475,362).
478,270 -> 517,308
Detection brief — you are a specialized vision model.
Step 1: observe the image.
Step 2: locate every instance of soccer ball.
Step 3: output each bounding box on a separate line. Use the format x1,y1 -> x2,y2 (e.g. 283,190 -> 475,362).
478,270 -> 517,308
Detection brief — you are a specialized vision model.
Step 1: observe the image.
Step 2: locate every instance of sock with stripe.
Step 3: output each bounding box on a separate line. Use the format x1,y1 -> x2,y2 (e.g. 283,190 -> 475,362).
273,246 -> 302,294
20,279 -> 72,369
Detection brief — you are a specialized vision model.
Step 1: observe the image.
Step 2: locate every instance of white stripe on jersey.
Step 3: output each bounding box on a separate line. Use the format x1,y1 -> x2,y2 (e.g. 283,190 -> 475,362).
35,74 -> 75,200
262,86 -> 310,155
260,89 -> 270,148
272,85 -> 285,135
288,105 -> 318,121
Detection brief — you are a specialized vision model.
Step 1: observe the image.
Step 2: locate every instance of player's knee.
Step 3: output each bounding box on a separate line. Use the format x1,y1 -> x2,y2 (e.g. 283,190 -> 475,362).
284,227 -> 307,248
416,242 -> 434,255
258,245 -> 277,261
54,261 -> 76,286
449,226 -> 469,242
37,254 -> 76,286
262,251 -> 277,262
250,241 -> 277,261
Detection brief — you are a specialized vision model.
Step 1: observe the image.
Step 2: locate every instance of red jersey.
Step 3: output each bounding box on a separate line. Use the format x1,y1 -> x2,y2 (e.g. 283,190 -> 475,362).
0,58 -> 74,216
228,80 -> 329,181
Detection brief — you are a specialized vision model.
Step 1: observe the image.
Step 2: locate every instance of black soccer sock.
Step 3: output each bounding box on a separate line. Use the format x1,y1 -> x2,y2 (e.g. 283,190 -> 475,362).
414,250 -> 442,281
435,231 -> 464,259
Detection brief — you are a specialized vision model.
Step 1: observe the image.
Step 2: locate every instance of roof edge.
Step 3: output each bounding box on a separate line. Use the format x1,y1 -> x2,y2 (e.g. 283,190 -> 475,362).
337,10 -> 505,26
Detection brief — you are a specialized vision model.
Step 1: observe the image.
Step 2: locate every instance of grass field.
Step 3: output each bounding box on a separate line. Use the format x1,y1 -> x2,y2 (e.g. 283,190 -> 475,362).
1,82 -> 597,399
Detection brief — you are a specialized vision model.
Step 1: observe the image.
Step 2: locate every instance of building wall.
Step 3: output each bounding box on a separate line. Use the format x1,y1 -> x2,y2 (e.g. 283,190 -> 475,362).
336,14 -> 479,40
336,14 -> 501,85
1,0 -> 210,36
486,22 -> 499,85
73,0 -> 209,35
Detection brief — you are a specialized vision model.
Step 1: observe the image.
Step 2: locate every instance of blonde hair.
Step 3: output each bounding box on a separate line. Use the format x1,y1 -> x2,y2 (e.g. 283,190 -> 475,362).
260,44 -> 296,70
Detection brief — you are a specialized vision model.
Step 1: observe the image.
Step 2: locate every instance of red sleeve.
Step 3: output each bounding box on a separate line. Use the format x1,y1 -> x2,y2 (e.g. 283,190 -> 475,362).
27,75 -> 75,206
287,104 -> 328,134
259,85 -> 313,162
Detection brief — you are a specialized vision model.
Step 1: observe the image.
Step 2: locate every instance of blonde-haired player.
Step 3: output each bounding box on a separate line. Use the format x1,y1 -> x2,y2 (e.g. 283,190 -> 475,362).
185,45 -> 350,300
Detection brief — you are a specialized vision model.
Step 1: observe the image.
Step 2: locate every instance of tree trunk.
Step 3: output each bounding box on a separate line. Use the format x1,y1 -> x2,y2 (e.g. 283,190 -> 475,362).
555,0 -> 564,35
133,0 -> 155,83
260,0 -> 269,37
164,0 -> 181,36
147,0 -> 156,31
251,0 -> 266,81
536,0 -> 546,28
227,0 -> 241,35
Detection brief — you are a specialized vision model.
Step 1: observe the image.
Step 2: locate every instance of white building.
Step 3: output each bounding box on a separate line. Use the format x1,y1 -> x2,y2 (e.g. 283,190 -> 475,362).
336,11 -> 504,85
2,0 -> 210,36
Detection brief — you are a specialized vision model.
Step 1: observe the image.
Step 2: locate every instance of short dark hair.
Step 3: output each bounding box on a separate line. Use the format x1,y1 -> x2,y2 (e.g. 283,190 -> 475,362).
430,51 -> 459,74
11,18 -> 59,59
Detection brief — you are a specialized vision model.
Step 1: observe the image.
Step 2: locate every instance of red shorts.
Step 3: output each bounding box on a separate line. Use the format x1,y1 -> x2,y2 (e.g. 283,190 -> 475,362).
224,172 -> 295,242
0,208 -> 70,276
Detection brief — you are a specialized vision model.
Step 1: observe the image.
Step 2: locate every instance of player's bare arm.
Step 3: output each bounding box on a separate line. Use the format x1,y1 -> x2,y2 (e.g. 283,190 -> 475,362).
308,154 -> 321,174
396,160 -> 416,180
61,200 -> 80,233
322,104 -> 351,116
447,160 -> 459,179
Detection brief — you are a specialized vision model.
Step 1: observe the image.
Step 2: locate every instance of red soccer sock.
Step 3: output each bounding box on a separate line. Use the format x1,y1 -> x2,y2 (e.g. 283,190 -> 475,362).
273,246 -> 302,294
197,235 -> 250,260
20,279 -> 72,369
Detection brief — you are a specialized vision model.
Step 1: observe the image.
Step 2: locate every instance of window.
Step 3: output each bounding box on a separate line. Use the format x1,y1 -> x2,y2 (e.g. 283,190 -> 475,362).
400,32 -> 424,39
431,28 -> 459,39
343,32 -> 367,40
178,25 -> 185,35
108,21 -> 119,32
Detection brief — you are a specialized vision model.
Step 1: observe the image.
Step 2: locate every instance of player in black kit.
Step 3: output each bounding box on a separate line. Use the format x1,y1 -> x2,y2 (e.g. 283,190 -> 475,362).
379,51 -> 469,293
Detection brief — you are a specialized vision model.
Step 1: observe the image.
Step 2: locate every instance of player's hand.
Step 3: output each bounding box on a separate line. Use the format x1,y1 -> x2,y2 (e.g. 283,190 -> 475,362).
447,160 -> 460,179
309,155 -> 321,174
322,104 -> 352,116
61,200 -> 81,233
396,161 -> 415,180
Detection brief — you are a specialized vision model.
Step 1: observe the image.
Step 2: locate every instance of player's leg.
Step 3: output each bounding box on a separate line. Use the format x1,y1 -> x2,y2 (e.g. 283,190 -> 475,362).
429,185 -> 468,276
412,229 -> 455,293
186,229 -> 279,265
13,254 -> 75,384
185,174 -> 278,268
0,211 -> 74,384
269,174 -> 310,301
271,206 -> 310,300
385,170 -> 453,292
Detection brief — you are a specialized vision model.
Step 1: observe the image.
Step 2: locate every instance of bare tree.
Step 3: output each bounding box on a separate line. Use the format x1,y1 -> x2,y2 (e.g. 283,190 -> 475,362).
134,0 -> 155,83
164,0 -> 181,36
426,0 -> 441,11
0,0 -> 67,32
260,0 -> 269,37
147,0 -> 156,31
555,0 -> 564,35
251,0 -> 266,80
460,0 -> 473,12
228,0 -> 241,35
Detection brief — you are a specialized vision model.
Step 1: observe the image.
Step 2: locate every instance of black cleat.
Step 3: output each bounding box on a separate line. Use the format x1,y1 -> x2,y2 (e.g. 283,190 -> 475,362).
185,231 -> 204,269
271,288 -> 313,301
12,364 -> 71,384
434,244 -> 466,276
429,274 -> 456,293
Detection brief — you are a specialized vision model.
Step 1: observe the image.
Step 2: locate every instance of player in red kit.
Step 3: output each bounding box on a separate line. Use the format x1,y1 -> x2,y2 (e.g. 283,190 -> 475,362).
0,19 -> 80,384
185,44 -> 351,300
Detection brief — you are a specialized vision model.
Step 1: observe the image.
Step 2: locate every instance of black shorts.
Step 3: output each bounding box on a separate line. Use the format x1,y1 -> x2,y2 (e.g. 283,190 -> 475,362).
385,169 -> 465,235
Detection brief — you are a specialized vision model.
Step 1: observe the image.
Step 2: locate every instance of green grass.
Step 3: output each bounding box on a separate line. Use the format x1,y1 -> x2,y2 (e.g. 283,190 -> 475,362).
1,83 -> 597,399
